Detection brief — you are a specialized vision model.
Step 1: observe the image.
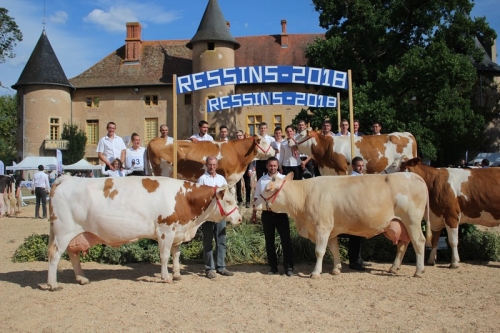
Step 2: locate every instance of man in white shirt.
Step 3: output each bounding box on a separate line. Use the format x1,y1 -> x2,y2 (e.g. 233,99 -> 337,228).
97,122 -> 127,171
255,122 -> 276,180
197,156 -> 234,279
189,120 -> 214,142
253,157 -> 294,276
336,119 -> 350,136
321,120 -> 335,136
33,165 -> 50,219
295,120 -> 314,179
159,124 -> 174,143
372,121 -> 382,135
218,125 -> 229,141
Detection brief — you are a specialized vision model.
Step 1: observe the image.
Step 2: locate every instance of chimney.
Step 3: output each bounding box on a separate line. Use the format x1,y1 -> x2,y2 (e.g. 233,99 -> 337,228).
492,39 -> 497,63
280,19 -> 288,48
226,21 -> 231,29
125,22 -> 142,62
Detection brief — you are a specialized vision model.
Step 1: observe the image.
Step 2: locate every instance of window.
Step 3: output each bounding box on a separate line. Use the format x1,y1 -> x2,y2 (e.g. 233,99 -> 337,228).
144,95 -> 159,106
207,42 -> 215,50
85,96 -> 99,108
86,120 -> 99,145
273,114 -> 283,131
184,94 -> 192,105
247,115 -> 263,135
49,117 -> 61,140
145,118 -> 158,145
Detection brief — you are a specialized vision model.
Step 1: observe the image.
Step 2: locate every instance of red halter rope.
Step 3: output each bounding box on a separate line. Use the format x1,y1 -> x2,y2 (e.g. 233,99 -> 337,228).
254,137 -> 273,154
289,131 -> 317,146
213,187 -> 238,217
259,179 -> 287,211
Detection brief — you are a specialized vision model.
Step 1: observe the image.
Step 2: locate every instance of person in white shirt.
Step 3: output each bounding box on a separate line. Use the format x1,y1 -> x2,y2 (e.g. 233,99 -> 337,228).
159,124 -> 174,143
348,156 -> 370,271
189,120 -> 214,142
321,120 -> 335,137
97,122 -> 127,171
33,165 -> 50,219
197,156 -> 234,279
255,122 -> 276,180
235,130 -> 255,208
271,127 -> 283,161
295,120 -> 314,179
101,159 -> 133,177
372,121 -> 382,135
218,125 -> 229,141
336,119 -> 350,136
279,125 -> 301,180
125,133 -> 147,176
252,157 -> 294,276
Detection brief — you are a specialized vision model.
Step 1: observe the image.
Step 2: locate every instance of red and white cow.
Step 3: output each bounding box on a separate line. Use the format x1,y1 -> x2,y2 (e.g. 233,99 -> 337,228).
0,175 -> 9,217
4,175 -> 22,216
147,135 -> 275,187
47,175 -> 241,291
400,157 -> 500,268
253,172 -> 428,277
291,130 -> 417,175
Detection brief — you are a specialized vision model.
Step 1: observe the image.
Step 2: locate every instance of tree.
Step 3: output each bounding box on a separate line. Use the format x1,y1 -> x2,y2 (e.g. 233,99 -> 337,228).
61,124 -> 87,165
303,0 -> 497,165
0,94 -> 17,166
0,8 -> 23,63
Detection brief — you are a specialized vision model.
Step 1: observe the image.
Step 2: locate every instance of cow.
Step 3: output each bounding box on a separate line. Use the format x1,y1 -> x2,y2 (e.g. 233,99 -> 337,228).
4,174 -> 22,216
253,172 -> 428,278
0,175 -> 9,217
400,157 -> 500,268
147,135 -> 275,187
290,130 -> 417,175
47,175 -> 242,291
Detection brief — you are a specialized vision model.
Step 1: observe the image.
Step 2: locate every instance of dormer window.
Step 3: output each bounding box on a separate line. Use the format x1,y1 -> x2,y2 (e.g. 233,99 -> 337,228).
207,42 -> 215,50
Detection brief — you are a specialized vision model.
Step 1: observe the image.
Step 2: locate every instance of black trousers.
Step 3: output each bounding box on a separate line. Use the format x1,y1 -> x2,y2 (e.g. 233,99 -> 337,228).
282,166 -> 301,180
236,173 -> 251,203
128,170 -> 145,176
261,211 -> 294,271
256,160 -> 267,180
35,187 -> 47,218
348,235 -> 363,264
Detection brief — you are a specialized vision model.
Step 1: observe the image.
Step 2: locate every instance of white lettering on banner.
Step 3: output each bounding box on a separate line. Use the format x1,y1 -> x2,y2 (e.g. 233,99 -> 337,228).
176,66 -> 348,93
206,92 -> 337,112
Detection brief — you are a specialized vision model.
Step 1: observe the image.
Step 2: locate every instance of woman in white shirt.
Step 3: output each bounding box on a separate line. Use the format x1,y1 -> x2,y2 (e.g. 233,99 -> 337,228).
125,133 -> 147,176
279,125 -> 301,180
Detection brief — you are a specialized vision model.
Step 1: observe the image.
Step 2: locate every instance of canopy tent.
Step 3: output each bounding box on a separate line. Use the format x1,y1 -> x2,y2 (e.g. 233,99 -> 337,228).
63,159 -> 101,171
470,152 -> 500,166
6,156 -> 58,171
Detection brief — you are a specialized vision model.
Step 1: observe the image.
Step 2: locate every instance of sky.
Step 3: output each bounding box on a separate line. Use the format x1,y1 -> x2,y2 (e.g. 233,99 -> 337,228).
1,0 -> 499,95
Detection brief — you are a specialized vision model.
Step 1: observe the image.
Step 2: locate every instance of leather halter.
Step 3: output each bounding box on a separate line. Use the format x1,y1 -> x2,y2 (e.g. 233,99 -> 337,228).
260,179 -> 287,211
213,187 -> 237,217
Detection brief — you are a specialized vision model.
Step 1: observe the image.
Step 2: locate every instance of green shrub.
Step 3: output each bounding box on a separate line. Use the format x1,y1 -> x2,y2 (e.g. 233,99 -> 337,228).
226,224 -> 267,264
179,237 -> 203,262
12,234 -> 49,262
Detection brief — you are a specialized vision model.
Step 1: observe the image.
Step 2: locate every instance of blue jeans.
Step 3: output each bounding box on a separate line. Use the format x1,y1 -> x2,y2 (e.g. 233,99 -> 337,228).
202,220 -> 227,272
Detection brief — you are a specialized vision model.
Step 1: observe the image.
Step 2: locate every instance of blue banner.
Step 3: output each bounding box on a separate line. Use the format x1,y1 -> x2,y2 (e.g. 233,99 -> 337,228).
207,92 -> 337,112
177,66 -> 348,94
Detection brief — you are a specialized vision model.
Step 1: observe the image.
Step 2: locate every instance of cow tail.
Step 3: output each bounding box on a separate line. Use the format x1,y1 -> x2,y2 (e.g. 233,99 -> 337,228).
414,173 -> 432,247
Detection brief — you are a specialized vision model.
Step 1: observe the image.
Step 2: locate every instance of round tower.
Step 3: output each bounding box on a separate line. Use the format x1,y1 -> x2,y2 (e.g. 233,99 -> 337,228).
12,30 -> 73,160
186,0 -> 240,136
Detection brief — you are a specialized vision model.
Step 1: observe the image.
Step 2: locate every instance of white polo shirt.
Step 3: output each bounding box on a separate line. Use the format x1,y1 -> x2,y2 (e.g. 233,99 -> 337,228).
254,172 -> 285,200
125,146 -> 147,171
96,135 -> 126,163
190,133 -> 214,141
197,172 -> 227,188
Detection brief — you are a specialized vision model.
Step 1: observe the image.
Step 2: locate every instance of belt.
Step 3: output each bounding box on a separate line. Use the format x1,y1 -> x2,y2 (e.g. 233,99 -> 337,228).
35,187 -> 46,189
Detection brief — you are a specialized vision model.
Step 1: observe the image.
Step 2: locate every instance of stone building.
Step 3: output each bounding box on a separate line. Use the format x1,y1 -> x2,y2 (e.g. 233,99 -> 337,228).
13,0 -> 322,164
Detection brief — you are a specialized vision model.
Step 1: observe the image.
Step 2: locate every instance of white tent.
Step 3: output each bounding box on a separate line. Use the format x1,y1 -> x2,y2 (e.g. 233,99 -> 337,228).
63,159 -> 101,171
6,156 -> 58,171
470,152 -> 500,166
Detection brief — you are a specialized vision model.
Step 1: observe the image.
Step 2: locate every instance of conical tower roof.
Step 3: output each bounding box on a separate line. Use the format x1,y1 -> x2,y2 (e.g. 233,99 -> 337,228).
186,0 -> 240,50
12,30 -> 73,90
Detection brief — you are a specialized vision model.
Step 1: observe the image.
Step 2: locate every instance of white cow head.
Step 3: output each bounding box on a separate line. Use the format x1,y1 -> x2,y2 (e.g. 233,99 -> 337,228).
253,172 -> 293,212
212,185 -> 242,226
253,134 -> 276,160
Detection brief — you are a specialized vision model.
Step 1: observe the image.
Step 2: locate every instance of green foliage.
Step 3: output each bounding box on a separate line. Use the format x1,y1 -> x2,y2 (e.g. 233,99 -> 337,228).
179,237 -> 203,262
0,8 -> 23,63
0,94 -> 17,166
12,234 -> 49,262
226,224 -> 267,264
303,0 -> 498,165
61,123 -> 87,165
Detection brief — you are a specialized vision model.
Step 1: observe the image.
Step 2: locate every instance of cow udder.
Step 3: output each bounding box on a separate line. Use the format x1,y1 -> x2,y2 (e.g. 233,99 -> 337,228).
67,232 -> 103,256
383,220 -> 410,245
